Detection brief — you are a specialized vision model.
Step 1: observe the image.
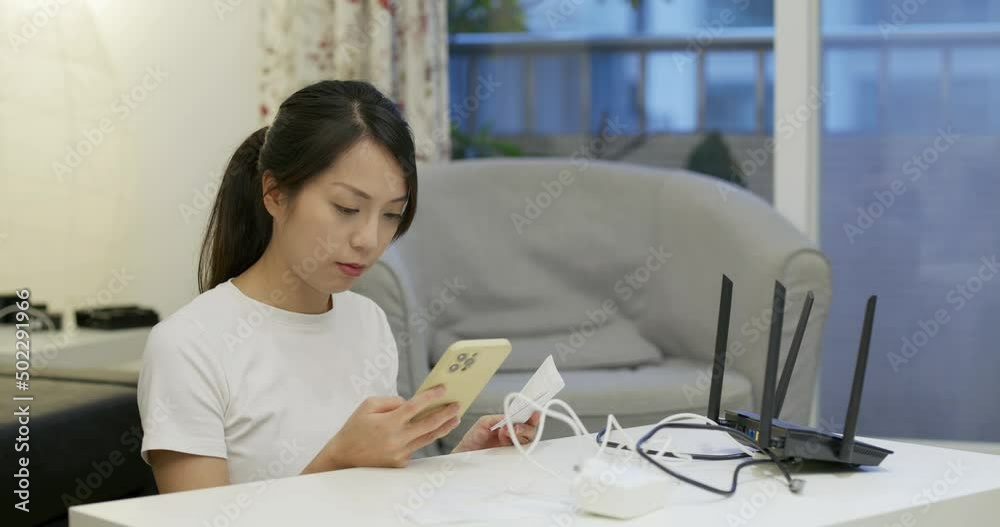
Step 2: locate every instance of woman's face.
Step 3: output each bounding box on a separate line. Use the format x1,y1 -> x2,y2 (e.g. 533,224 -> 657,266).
268,138 -> 408,294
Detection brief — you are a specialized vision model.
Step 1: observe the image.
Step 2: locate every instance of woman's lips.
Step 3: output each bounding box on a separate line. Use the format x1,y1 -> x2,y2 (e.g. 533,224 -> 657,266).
336,262 -> 364,277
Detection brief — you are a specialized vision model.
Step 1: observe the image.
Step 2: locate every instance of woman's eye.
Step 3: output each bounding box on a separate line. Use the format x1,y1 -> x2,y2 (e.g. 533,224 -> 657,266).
335,205 -> 359,215
384,213 -> 403,221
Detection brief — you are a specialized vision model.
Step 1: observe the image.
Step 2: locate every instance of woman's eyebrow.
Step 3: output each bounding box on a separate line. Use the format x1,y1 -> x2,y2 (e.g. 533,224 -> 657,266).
331,181 -> 406,202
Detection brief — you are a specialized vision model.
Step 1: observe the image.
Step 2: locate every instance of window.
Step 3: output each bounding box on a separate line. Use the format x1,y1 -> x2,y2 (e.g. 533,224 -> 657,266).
448,0 -> 775,138
819,0 -> 1000,440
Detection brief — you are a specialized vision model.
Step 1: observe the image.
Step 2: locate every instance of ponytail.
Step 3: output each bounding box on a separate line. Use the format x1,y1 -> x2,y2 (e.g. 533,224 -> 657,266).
198,126 -> 272,293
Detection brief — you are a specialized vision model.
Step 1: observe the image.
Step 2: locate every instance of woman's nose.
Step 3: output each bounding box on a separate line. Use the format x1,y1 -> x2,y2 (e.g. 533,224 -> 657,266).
350,215 -> 380,251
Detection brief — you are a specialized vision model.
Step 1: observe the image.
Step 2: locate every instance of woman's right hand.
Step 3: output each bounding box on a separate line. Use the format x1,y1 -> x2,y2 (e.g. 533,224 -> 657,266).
320,384 -> 462,470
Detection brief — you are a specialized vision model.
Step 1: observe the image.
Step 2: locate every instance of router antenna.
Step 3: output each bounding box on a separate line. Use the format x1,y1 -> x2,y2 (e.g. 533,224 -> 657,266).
841,295 -> 877,462
758,281 -> 785,450
707,275 -> 733,422
774,291 -> 814,419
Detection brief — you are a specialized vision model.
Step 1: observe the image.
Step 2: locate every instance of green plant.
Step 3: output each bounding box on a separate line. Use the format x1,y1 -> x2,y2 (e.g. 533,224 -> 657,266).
448,0 -> 527,33
448,0 -> 646,33
446,0 -> 653,158
451,122 -> 525,159
685,131 -> 747,188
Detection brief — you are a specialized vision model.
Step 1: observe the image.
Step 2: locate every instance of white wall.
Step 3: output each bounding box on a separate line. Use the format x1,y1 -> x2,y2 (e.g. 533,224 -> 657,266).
2,0 -> 260,321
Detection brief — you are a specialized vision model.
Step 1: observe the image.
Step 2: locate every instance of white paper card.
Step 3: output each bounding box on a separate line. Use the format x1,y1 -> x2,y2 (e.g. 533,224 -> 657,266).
491,355 -> 565,431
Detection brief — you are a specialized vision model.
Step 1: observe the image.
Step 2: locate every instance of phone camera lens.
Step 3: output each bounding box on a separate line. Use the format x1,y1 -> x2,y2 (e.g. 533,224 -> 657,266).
448,364 -> 459,372
457,353 -> 468,361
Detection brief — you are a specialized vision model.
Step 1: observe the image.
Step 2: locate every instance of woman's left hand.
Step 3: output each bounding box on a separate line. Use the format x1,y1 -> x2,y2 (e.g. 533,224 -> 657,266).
450,411 -> 542,454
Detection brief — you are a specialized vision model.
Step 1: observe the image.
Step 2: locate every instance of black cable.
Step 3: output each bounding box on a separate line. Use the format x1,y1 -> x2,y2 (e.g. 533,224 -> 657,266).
635,423 -> 805,497
595,422 -> 805,497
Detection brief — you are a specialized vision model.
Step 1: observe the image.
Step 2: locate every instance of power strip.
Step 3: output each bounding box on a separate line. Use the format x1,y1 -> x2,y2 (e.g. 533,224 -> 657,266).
570,457 -> 675,520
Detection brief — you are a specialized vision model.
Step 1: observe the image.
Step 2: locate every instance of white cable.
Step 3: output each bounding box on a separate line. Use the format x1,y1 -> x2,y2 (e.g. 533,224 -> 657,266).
500,393 -> 760,482
502,393 -> 588,446
619,412 -> 759,463
596,413 -> 639,456
502,392 -> 590,482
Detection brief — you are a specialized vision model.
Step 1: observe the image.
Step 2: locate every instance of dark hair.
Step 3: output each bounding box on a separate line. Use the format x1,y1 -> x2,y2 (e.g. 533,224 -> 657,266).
198,80 -> 418,293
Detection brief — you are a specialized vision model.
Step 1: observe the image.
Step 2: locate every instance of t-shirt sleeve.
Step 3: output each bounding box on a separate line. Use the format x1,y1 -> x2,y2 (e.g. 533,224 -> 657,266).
375,306 -> 401,398
136,318 -> 229,465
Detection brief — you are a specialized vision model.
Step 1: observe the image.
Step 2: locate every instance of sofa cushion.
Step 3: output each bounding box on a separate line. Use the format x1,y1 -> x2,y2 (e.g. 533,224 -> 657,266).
431,316 -> 664,372
439,357 -> 754,452
398,159 -> 677,372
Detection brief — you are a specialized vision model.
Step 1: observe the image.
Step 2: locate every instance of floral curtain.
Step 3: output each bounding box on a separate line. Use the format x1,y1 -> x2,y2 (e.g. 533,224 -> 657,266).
259,0 -> 451,162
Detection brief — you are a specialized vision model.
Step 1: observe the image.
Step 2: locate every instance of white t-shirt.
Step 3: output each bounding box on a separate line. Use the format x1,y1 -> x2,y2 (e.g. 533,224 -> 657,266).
136,278 -> 398,484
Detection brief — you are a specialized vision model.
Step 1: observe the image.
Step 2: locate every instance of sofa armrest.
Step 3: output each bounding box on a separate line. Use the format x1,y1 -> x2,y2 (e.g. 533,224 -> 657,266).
639,171 -> 832,425
350,245 -> 431,400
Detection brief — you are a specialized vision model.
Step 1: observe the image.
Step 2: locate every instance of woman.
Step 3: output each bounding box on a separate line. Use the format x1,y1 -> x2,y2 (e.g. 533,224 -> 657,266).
137,80 -> 540,494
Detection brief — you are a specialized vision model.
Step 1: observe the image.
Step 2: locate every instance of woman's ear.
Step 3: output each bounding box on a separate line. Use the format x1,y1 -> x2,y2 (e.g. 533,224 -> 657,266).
261,170 -> 286,218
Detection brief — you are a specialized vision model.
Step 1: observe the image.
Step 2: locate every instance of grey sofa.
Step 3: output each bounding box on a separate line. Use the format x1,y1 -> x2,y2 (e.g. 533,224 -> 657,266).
351,157 -> 831,456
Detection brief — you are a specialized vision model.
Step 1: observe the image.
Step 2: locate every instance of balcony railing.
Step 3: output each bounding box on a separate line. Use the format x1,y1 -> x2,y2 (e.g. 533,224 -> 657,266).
448,24 -> 1000,137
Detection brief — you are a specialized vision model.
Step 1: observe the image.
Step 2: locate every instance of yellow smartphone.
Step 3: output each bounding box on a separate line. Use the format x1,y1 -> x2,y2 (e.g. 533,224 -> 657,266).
411,338 -> 512,422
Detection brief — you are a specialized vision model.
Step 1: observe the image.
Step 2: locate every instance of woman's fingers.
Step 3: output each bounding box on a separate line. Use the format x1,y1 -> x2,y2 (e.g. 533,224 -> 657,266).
395,385 -> 449,423
498,425 -> 513,446
515,423 -> 535,443
406,402 -> 460,441
361,396 -> 407,414
406,415 -> 460,453
500,423 -> 533,446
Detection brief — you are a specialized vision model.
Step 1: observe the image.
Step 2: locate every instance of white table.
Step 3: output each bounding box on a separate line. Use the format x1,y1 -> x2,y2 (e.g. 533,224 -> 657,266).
69,424 -> 1000,526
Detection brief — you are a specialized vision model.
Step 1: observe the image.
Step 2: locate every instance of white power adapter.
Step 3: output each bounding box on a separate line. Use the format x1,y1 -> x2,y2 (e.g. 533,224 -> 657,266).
570,457 -> 675,520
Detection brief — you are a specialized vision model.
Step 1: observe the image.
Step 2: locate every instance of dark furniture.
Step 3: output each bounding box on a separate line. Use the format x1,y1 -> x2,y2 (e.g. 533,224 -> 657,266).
1,366 -> 156,527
